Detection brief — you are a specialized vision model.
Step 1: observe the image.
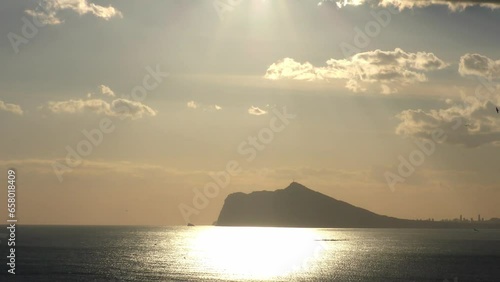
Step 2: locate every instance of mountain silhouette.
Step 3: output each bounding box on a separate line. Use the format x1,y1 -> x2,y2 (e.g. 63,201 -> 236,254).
216,182 -> 497,228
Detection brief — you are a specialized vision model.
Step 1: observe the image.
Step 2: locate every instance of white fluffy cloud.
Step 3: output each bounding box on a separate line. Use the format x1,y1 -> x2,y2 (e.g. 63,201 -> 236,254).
265,48 -> 447,94
459,53 -> 500,79
40,98 -> 156,119
25,0 -> 123,25
248,106 -> 268,116
329,0 -> 500,11
265,58 -> 321,82
0,100 -> 23,115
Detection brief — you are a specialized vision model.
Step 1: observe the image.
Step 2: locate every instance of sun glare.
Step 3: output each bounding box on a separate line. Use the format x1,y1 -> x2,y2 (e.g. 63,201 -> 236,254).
189,227 -> 327,280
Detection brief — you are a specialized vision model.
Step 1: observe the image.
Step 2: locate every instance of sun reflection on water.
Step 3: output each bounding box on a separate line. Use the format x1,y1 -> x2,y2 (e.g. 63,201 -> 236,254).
188,227 -> 334,281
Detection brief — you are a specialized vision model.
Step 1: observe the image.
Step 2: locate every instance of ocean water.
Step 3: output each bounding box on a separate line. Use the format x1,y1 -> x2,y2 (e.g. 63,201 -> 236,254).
1,226 -> 500,281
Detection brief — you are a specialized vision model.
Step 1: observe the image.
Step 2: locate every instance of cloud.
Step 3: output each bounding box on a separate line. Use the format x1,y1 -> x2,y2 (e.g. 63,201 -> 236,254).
187,100 -> 199,109
25,0 -> 123,25
396,52 -> 500,147
264,58 -> 321,82
187,100 -> 222,111
110,99 -> 157,119
0,100 -> 23,115
459,53 -> 500,79
99,85 -> 115,97
248,106 -> 268,116
42,98 -> 110,114
395,93 -> 500,147
265,48 -> 447,94
329,0 -> 500,11
319,0 -> 364,7
39,98 -> 157,119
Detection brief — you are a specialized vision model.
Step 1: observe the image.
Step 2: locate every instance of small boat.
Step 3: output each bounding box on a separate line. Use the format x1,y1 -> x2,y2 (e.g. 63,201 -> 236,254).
187,223 -> 195,226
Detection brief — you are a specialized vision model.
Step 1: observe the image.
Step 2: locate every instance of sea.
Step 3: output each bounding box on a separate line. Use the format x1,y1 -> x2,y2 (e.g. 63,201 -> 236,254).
1,226 -> 499,281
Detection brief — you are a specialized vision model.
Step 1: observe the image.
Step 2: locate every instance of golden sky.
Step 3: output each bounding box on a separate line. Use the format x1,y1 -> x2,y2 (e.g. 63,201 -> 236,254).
1,0 -> 499,225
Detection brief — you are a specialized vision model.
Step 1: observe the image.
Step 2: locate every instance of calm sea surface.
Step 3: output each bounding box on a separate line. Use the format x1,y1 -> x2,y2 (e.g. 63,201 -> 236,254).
1,226 -> 499,281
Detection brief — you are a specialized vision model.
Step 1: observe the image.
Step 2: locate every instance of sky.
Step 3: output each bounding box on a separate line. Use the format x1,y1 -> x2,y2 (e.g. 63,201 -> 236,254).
0,0 -> 500,225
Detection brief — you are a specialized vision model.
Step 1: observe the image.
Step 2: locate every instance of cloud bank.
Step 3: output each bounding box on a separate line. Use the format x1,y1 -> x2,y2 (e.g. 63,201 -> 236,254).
395,53 -> 500,148
330,0 -> 500,11
264,48 -> 447,94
